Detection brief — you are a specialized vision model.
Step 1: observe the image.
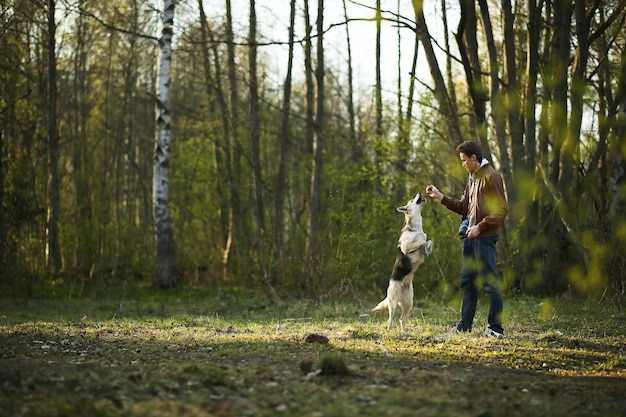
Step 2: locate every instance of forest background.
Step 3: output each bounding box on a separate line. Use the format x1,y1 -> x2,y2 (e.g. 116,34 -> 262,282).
0,0 -> 624,308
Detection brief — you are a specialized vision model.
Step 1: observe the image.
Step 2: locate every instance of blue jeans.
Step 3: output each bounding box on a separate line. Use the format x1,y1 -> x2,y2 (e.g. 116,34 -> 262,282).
457,236 -> 503,334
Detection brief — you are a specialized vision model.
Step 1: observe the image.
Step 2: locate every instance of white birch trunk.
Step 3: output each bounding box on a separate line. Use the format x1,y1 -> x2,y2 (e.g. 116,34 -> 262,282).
153,0 -> 177,288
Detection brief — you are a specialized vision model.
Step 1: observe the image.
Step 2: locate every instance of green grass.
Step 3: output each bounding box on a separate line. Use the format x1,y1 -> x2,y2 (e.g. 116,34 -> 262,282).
1,289 -> 625,416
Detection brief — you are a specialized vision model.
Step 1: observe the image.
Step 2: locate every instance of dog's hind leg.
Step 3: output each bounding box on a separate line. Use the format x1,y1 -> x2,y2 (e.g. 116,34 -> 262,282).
387,301 -> 396,331
373,297 -> 395,330
398,302 -> 411,332
398,281 -> 414,332
386,280 -> 402,330
372,296 -> 396,330
372,284 -> 400,330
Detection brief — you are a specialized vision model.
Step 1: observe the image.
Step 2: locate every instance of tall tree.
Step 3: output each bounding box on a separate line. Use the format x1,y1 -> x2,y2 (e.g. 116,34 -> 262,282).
0,126 -> 4,273
69,0 -> 94,277
476,0 -> 509,186
394,0 -> 409,201
524,0 -> 540,172
247,0 -> 271,296
153,0 -> 178,289
406,3 -> 421,123
538,0 -> 573,294
46,0 -> 62,272
457,0 -> 489,156
374,0 -> 382,192
562,0 -> 594,191
412,0 -> 463,146
197,0 -> 233,282
502,0 -> 523,192
305,0 -> 325,286
225,0 -> 245,279
303,0 -> 315,155
274,0 -> 297,259
341,0 -> 358,161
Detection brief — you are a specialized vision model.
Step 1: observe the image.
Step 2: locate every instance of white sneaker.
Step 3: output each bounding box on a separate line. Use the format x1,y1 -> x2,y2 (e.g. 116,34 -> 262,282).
484,328 -> 504,338
448,326 -> 469,335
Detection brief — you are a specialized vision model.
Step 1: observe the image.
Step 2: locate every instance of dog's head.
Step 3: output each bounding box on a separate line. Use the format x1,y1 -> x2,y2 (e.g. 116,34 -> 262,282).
397,192 -> 426,217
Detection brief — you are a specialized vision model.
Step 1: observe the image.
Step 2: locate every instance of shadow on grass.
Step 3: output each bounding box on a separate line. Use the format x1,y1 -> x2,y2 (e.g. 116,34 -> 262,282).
1,293 -> 625,417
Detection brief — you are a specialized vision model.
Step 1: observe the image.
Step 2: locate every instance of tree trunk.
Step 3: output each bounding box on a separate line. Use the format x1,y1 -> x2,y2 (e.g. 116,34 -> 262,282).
198,0 -> 233,283
303,0 -> 315,155
305,0 -> 325,288
406,9 -> 420,123
342,0 -> 358,161
440,0 -> 456,113
248,0 -> 263,235
412,0 -> 463,146
593,21 -> 626,307
247,0 -> 272,297
396,0 -> 402,130
374,0 -> 382,193
562,1 -> 594,192
225,0 -> 246,280
502,0 -> 523,194
274,0 -> 296,261
458,0 -> 489,154
476,0 -> 507,177
515,0 -> 541,291
394,0 -> 408,201
46,0 -> 62,273
0,127 -> 4,273
548,0 -> 572,186
607,45 -> 626,308
524,0 -> 540,172
71,0 -> 94,277
153,0 -> 178,289
541,0 -> 573,295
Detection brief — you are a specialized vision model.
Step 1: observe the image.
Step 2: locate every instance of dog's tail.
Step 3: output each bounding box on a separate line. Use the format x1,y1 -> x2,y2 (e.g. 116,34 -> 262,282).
372,297 -> 388,312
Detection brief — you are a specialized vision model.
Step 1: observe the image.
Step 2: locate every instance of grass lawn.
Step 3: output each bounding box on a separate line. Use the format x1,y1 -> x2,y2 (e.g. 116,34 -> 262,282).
1,288 -> 625,416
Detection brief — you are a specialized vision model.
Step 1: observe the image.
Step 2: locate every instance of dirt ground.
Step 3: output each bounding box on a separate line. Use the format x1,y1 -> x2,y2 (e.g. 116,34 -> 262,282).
1,296 -> 625,416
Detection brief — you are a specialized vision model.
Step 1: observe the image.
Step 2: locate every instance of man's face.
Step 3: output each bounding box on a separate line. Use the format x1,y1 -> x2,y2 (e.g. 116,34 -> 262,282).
459,153 -> 480,173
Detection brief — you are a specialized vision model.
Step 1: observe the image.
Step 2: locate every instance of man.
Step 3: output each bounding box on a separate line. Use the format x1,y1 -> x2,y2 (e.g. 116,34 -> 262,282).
425,141 -> 508,338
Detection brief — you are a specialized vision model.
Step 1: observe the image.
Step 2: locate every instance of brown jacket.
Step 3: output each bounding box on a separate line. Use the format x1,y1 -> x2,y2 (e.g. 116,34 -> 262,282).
440,164 -> 508,238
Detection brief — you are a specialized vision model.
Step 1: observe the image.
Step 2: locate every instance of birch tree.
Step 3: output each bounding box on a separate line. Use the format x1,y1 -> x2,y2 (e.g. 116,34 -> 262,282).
153,0 -> 178,289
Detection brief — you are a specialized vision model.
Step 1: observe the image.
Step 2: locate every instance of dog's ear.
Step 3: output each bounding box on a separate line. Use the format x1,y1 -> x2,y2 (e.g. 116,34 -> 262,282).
397,205 -> 408,213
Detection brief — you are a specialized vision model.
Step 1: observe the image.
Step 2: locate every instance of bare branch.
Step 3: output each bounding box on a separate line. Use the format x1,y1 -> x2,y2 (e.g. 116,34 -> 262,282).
62,1 -> 158,41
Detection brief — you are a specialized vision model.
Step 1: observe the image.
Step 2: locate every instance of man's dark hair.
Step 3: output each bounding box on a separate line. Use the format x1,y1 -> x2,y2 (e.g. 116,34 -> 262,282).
456,141 -> 483,161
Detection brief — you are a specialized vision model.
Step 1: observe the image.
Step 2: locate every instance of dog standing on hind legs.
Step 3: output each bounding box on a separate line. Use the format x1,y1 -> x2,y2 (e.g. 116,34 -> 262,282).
372,192 -> 433,331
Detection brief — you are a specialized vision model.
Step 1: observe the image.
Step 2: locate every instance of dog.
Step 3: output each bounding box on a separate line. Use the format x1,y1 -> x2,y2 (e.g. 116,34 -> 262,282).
372,192 -> 433,331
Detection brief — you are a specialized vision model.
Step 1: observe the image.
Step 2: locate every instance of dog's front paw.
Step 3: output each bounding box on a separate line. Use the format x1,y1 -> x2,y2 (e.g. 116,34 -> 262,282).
425,240 -> 433,256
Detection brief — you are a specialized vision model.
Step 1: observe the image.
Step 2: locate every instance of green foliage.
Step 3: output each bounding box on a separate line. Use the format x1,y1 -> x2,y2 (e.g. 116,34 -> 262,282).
0,1 -> 624,312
